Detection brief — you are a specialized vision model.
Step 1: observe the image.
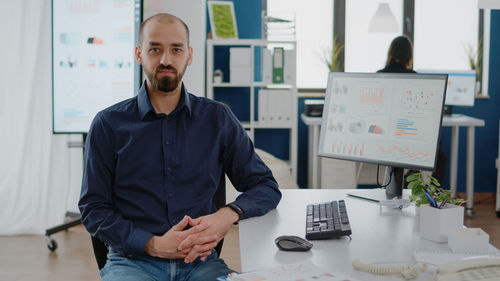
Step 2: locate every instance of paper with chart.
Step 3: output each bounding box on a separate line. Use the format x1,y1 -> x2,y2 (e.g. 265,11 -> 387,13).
221,260 -> 361,281
319,74 -> 446,170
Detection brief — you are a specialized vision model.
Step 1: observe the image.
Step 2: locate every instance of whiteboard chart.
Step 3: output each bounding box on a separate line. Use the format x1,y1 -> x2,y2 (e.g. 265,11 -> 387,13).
52,0 -> 142,133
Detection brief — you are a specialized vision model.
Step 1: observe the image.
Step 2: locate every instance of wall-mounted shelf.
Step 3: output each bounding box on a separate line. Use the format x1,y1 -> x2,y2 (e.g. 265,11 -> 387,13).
207,39 -> 298,181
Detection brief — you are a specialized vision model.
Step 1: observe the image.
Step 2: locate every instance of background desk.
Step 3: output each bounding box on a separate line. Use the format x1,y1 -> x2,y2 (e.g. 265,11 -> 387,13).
239,189 -> 498,281
301,114 -> 485,216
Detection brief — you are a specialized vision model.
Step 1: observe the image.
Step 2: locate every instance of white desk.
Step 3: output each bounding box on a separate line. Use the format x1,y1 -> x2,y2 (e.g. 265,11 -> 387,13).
301,113 -> 485,216
239,189 -> 499,281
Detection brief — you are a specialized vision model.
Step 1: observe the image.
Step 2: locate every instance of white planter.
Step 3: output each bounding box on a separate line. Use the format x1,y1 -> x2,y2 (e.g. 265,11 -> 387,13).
420,204 -> 464,243
414,205 -> 420,216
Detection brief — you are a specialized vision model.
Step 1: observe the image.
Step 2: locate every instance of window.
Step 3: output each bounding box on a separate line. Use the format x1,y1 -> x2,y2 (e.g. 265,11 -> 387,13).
267,0 -> 486,93
345,0 -> 403,72
413,0 -> 479,71
267,0 -> 333,89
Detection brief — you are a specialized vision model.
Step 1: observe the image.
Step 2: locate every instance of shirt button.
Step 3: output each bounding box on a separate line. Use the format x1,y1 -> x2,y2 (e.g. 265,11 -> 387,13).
167,166 -> 172,172
166,140 -> 170,145
168,193 -> 173,198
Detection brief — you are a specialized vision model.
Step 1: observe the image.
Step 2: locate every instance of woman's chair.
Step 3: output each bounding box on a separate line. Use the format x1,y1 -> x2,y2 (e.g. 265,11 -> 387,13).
91,173 -> 226,270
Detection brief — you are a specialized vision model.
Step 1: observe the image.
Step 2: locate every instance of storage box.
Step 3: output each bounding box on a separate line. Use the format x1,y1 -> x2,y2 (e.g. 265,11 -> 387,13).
448,228 -> 490,253
420,203 -> 464,243
230,48 -> 252,66
230,47 -> 252,83
283,49 -> 296,84
258,89 -> 293,126
230,66 -> 252,83
262,48 -> 272,84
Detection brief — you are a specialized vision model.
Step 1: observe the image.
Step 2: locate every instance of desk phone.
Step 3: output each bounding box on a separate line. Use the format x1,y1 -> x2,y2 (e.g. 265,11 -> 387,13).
436,257 -> 500,281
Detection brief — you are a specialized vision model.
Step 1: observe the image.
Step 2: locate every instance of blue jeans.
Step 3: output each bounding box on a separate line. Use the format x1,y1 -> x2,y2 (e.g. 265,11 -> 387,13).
100,248 -> 235,281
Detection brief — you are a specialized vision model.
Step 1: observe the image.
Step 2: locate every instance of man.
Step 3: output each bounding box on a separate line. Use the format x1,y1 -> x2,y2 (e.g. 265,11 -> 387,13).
79,13 -> 281,281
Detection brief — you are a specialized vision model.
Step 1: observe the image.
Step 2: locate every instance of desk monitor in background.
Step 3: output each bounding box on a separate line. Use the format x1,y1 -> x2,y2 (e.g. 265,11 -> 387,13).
418,70 -> 476,115
318,72 -> 448,199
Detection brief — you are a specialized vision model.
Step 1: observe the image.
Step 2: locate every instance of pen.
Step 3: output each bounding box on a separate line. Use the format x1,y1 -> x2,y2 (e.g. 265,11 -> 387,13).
438,198 -> 447,209
424,192 -> 438,208
423,185 -> 438,208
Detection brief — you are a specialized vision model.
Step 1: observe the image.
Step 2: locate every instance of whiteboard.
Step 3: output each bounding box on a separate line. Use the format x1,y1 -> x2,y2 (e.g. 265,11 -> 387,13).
52,0 -> 142,133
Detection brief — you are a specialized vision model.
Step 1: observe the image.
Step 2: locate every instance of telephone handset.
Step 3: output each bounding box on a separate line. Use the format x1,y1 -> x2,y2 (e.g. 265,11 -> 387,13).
353,256 -> 500,280
436,257 -> 500,281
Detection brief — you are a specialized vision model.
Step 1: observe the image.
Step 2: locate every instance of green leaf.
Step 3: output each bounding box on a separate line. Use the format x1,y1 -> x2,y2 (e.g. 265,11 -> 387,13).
430,177 -> 441,186
413,189 -> 425,197
407,181 -> 421,190
406,173 -> 421,182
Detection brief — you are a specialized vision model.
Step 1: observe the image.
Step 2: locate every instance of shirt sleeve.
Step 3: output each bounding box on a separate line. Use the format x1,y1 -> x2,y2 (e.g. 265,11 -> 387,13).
219,105 -> 282,219
78,112 -> 153,255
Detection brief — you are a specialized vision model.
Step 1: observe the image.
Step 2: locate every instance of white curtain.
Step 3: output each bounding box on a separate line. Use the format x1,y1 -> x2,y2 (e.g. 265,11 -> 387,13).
0,0 -> 82,234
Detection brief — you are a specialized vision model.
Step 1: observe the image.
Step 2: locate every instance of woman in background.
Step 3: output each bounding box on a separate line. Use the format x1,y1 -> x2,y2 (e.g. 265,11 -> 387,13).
378,35 -> 447,184
377,35 -> 416,73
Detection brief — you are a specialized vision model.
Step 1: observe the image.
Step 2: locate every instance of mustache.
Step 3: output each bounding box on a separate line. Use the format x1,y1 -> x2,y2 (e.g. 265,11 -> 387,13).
156,64 -> 177,74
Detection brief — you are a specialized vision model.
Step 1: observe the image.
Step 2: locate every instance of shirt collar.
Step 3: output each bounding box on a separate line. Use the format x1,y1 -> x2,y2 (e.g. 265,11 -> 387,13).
137,81 -> 192,120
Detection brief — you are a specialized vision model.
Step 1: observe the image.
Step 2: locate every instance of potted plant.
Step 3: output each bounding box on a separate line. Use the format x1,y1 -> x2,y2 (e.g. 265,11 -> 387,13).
406,172 -> 465,207
465,38 -> 483,95
407,172 -> 467,242
322,36 -> 344,72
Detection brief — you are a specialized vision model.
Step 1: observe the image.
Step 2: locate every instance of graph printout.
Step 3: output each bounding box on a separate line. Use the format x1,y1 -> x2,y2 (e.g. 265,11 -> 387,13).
52,0 -> 142,133
318,73 -> 447,170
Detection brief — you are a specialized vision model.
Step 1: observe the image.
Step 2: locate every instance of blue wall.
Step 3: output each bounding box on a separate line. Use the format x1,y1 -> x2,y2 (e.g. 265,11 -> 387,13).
215,3 -> 500,192
443,10 -> 499,193
207,0 -> 261,38
437,11 -> 500,193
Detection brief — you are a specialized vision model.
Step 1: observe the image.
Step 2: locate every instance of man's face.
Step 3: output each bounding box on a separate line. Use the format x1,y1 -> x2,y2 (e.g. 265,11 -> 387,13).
135,19 -> 192,93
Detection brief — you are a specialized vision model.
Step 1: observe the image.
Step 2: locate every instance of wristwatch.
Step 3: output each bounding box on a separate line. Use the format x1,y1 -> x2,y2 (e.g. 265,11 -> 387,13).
225,203 -> 244,222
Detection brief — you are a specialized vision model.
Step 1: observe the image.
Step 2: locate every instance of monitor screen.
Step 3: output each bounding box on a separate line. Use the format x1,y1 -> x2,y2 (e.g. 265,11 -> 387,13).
318,72 -> 447,171
52,0 -> 142,133
418,70 -> 476,107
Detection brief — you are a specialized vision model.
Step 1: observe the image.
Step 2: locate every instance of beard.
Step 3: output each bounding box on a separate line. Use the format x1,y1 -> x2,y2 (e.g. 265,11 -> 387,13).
146,62 -> 188,93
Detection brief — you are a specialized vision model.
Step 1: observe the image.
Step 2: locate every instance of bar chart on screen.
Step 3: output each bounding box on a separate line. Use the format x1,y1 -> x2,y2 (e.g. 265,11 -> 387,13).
360,87 -> 384,104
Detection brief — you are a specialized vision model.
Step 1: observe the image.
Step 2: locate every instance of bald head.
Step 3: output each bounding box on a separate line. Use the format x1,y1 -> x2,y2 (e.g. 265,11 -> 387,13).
139,13 -> 190,47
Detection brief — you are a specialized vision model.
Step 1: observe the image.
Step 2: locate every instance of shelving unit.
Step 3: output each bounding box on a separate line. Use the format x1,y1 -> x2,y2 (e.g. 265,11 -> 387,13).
206,39 -> 298,181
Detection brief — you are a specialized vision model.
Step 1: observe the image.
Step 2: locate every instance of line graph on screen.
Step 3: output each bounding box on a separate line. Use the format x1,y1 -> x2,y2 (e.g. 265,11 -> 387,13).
379,146 -> 430,159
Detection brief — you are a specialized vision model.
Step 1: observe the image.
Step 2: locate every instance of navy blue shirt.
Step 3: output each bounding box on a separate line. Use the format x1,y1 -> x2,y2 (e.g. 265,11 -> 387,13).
79,82 -> 281,255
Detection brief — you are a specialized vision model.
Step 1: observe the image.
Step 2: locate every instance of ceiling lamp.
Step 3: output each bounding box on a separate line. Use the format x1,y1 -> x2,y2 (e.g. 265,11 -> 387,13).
368,3 -> 398,33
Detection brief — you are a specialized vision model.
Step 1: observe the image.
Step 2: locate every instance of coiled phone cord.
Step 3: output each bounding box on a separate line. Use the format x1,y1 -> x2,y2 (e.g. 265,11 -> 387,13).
352,259 -> 433,280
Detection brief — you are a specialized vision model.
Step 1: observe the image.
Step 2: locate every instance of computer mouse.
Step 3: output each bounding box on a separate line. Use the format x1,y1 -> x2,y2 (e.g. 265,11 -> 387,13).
274,235 -> 313,252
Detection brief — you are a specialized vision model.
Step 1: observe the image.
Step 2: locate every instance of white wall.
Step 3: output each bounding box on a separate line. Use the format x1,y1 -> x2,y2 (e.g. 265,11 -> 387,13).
0,0 -> 207,235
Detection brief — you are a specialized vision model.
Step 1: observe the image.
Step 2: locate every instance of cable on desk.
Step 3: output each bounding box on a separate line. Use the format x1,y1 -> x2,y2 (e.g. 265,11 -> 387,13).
376,165 -> 392,188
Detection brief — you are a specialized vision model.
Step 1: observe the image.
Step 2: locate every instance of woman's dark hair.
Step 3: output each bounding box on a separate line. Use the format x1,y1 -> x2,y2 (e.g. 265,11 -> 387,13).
386,36 -> 413,67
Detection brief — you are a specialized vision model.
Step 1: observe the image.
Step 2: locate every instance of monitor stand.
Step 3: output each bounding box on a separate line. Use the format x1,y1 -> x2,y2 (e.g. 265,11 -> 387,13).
346,167 -> 409,202
385,166 -> 404,199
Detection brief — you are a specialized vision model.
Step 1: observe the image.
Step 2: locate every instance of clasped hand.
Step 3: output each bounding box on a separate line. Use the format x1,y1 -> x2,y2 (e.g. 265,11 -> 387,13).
144,207 -> 238,263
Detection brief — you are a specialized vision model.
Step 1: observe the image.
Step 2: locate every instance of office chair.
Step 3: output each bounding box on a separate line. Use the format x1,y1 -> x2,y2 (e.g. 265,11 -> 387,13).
91,173 -> 226,270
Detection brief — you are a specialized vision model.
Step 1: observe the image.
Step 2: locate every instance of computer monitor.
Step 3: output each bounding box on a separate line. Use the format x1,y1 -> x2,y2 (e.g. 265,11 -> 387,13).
318,72 -> 448,199
418,70 -> 476,114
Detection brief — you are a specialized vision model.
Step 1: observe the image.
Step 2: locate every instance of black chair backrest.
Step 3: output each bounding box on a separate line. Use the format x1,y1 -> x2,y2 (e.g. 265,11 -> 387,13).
92,173 -> 227,270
